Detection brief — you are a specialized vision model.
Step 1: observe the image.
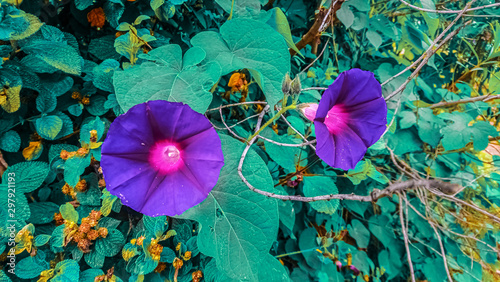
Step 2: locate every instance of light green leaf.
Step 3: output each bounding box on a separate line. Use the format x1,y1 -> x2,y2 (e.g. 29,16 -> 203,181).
266,8 -> 301,56
36,115 -> 63,140
366,30 -> 382,50
348,220 -> 370,248
337,6 -> 354,29
60,202 -> 79,223
64,155 -> 90,187
143,215 -> 167,238
34,234 -> 51,247
79,269 -> 104,282
3,161 -> 49,192
440,112 -> 498,151
95,228 -> 125,257
84,249 -> 105,269
191,18 -> 290,108
114,44 -> 221,113
75,0 -> 94,10
215,0 -> 266,19
36,92 -> 57,113
22,42 -> 82,75
92,59 -> 120,92
419,0 -> 438,18
179,134 -> 279,281
0,130 -> 21,152
15,253 -> 49,279
302,176 -> 339,214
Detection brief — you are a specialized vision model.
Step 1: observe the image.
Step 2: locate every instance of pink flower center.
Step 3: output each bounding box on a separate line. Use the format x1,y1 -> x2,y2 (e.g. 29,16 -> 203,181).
324,105 -> 349,134
163,146 -> 180,163
149,141 -> 183,174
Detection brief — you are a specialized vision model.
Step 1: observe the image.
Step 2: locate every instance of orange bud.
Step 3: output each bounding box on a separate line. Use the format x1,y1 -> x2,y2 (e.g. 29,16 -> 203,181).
87,7 -> 106,30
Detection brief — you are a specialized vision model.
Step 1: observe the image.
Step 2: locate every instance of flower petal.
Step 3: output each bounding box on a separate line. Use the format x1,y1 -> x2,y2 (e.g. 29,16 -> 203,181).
101,100 -> 224,217
314,121 -> 367,170
343,97 -> 387,147
313,69 -> 386,170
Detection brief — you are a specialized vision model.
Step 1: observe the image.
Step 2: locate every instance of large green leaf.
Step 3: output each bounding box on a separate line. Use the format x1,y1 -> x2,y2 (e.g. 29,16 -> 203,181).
35,115 -> 63,140
3,161 -> 49,192
28,202 -> 60,224
302,176 -> 339,214
51,260 -> 80,282
114,44 -> 221,113
22,41 -> 82,75
266,8 -> 301,55
348,219 -> 370,248
179,134 -> 280,281
0,130 -> 20,152
191,18 -> 290,108
95,228 -> 125,257
15,253 -> 49,279
215,0 -> 266,19
440,112 -> 498,151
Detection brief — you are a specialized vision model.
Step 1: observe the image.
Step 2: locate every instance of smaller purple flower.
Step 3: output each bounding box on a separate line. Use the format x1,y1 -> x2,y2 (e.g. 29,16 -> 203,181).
101,100 -> 224,217
300,69 -> 387,170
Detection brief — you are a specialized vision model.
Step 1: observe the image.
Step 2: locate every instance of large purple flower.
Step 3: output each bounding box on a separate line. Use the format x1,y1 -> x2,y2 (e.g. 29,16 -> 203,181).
101,100 -> 224,217
302,69 -> 387,170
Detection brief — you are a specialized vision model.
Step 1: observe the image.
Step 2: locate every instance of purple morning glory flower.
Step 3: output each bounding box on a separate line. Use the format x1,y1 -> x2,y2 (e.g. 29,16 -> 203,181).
101,100 -> 224,217
301,69 -> 387,170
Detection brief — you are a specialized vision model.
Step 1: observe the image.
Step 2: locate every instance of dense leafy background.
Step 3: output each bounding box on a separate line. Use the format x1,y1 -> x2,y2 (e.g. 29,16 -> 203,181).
0,0 -> 500,281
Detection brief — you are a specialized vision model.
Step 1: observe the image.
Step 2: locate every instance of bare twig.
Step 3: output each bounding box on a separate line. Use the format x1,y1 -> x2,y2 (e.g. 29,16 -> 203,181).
384,0 -> 476,99
219,108 -> 246,142
399,193 -> 416,282
430,221 -> 453,281
206,101 -> 268,112
239,146 -> 464,202
437,192 -> 500,225
385,19 -> 471,101
211,113 -> 261,130
256,105 -> 270,131
258,135 -> 317,147
399,0 -> 500,14
280,115 -> 316,150
428,94 -> 500,108
301,87 -> 328,92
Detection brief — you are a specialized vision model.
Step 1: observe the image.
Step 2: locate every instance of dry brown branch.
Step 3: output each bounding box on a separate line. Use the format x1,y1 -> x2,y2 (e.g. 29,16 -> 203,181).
428,94 -> 500,108
290,0 -> 344,57
399,0 -> 500,14
0,151 -> 8,178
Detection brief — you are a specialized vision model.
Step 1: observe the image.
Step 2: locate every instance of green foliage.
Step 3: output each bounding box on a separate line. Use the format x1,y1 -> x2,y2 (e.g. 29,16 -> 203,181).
302,176 -> 339,214
1,0 -> 500,281
180,134 -> 286,281
191,18 -> 291,108
95,228 -> 125,257
36,115 -> 64,140
0,131 -> 20,152
114,44 -> 221,113
60,202 -> 79,223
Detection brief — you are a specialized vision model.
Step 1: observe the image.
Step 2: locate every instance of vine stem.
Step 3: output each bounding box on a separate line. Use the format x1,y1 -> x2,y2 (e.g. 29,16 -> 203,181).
258,135 -> 317,147
428,94 -> 500,108
206,101 -> 268,112
399,0 -> 500,14
247,104 -> 296,141
399,192 -> 416,282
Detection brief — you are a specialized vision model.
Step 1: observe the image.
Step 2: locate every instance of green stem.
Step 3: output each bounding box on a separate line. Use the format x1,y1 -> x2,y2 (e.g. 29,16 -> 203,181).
248,104 -> 296,141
